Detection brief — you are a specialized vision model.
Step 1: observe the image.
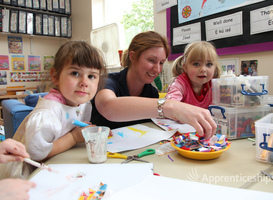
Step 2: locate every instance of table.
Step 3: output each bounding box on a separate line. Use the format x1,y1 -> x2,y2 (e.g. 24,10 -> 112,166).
38,122 -> 273,194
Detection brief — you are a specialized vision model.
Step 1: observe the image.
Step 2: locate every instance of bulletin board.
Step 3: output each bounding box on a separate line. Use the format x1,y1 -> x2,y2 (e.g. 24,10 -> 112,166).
167,1 -> 273,61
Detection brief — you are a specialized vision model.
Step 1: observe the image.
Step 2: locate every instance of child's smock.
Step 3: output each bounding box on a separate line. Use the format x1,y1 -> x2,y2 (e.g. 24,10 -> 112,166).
166,73 -> 212,109
0,96 -> 91,179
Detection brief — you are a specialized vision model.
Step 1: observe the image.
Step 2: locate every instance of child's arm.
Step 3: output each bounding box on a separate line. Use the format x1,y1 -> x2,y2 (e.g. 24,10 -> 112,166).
45,124 -> 93,159
165,78 -> 185,101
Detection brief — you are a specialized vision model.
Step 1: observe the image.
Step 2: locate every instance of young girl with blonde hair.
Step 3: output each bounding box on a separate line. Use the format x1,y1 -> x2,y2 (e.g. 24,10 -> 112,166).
166,41 -> 221,109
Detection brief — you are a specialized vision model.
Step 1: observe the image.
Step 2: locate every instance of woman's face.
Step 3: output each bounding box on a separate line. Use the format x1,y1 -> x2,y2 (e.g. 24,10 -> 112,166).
130,47 -> 167,84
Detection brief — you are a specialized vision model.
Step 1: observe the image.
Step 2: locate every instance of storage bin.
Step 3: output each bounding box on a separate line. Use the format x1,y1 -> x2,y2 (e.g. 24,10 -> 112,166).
209,105 -> 270,140
255,113 -> 273,163
212,75 -> 268,107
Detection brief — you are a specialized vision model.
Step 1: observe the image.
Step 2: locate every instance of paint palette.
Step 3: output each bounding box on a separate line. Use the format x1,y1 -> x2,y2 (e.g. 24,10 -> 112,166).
170,141 -> 231,160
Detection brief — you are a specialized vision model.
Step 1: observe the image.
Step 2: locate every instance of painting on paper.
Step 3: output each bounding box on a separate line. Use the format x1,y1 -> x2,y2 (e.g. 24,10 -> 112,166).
11,55 -> 25,71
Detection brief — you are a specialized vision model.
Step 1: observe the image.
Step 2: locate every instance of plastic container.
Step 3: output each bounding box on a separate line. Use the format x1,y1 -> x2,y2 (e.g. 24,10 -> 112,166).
255,113 -> 273,163
212,75 -> 268,107
209,105 -> 270,140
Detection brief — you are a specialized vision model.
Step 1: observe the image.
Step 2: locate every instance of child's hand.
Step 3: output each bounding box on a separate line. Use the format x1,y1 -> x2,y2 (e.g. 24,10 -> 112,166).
71,122 -> 96,143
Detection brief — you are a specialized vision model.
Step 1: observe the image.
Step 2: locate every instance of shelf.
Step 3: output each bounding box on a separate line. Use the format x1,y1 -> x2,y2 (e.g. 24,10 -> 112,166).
0,4 -> 71,17
0,87 -> 36,92
0,94 -> 29,99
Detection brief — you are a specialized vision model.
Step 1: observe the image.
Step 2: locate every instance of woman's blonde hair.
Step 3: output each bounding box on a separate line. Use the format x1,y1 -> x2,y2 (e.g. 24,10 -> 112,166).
172,41 -> 220,78
121,31 -> 170,68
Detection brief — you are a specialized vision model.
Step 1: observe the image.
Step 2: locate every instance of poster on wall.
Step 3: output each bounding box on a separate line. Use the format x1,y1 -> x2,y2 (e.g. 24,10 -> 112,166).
219,58 -> 239,75
8,36 -> 23,54
177,0 -> 265,24
241,60 -> 258,76
0,55 -> 9,70
28,55 -> 41,71
10,72 -> 50,82
11,55 -> 25,71
43,56 -> 54,70
0,71 -> 7,85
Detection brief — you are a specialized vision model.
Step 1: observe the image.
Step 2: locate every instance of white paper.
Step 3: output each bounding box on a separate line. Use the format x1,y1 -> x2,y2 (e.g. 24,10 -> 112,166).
156,0 -> 177,13
173,22 -> 201,46
205,12 -> 243,41
251,5 -> 273,35
110,175 -> 273,200
107,124 -> 177,153
29,163 -> 154,200
151,118 -> 196,133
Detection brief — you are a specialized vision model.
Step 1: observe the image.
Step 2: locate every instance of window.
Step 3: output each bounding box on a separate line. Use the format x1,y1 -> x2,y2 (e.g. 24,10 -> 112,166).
92,0 -> 154,49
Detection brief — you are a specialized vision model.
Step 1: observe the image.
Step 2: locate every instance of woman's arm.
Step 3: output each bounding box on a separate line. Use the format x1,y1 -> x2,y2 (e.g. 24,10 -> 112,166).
95,89 -> 216,139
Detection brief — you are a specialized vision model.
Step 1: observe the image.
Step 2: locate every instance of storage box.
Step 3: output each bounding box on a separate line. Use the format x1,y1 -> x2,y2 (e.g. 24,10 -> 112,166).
209,105 -> 270,140
212,75 -> 268,107
255,113 -> 273,163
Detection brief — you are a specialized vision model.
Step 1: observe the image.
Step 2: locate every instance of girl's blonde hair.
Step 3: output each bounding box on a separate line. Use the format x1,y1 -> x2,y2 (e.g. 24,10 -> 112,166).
172,41 -> 220,78
121,31 -> 170,68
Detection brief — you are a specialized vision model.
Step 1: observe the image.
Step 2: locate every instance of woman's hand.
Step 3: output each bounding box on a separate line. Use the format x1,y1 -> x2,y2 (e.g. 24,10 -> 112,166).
164,99 -> 216,139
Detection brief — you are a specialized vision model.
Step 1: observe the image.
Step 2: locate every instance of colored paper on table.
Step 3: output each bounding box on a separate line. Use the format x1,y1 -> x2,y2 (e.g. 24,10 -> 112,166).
29,163 -> 153,200
151,118 -> 196,133
107,124 -> 177,153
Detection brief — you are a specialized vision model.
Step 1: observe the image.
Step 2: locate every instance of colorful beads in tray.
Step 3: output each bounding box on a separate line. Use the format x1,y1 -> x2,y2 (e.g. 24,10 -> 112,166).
173,132 -> 230,152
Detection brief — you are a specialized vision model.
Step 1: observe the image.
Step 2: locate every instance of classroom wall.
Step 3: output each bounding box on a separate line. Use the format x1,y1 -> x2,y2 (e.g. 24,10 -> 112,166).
0,0 -> 92,90
153,2 -> 273,95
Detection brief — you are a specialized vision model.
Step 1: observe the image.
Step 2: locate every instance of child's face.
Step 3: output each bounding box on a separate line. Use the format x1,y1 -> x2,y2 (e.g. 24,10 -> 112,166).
184,59 -> 216,89
55,64 -> 100,106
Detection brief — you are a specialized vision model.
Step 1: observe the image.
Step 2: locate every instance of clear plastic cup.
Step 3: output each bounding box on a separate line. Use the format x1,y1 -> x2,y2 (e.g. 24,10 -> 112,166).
82,126 -> 110,164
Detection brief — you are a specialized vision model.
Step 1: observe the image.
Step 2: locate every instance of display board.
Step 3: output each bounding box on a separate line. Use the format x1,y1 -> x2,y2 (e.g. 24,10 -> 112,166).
167,1 -> 273,60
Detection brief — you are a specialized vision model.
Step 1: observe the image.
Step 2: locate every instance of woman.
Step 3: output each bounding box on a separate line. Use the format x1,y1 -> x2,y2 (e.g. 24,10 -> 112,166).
91,31 -> 216,139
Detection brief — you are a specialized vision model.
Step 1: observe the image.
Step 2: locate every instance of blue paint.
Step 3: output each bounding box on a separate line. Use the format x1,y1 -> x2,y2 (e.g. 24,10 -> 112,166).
66,113 -> 69,119
108,142 -> 113,144
117,132 -> 124,137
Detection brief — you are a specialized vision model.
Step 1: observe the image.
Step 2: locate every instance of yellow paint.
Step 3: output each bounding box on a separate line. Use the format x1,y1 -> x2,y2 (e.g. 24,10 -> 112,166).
86,189 -> 96,200
127,127 -> 148,137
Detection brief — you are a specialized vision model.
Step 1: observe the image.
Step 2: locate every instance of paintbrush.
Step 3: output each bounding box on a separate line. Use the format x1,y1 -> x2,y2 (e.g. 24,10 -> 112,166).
24,158 -> 59,174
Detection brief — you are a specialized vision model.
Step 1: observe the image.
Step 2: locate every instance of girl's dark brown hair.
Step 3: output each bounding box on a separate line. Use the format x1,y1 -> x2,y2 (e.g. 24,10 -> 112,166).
121,31 -> 170,68
52,40 -> 107,90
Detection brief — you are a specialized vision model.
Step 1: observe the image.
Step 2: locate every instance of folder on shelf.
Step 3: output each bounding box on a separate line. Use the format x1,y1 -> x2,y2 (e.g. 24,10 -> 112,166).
17,0 -> 25,7
34,13 -> 42,35
25,0 -> 32,8
42,14 -> 48,35
9,9 -> 18,33
27,12 -> 34,34
54,15 -> 60,36
40,0 -> 46,10
2,8 -> 10,32
60,16 -> 67,37
48,15 -> 54,36
52,0 -> 59,12
59,0 -> 65,14
65,0 -> 71,15
47,0 -> 52,12
18,10 -> 26,34
32,0 -> 39,9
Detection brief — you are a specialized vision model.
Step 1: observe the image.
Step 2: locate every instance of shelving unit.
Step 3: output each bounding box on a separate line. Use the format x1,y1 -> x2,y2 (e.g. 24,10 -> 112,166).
0,1 -> 72,38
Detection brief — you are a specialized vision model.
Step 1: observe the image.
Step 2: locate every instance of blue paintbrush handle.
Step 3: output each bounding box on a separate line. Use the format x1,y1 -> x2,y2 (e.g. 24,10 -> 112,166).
72,119 -> 89,127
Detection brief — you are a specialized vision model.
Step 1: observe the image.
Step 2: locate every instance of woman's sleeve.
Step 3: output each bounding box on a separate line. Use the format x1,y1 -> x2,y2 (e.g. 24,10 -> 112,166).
165,78 -> 185,102
24,111 -> 62,161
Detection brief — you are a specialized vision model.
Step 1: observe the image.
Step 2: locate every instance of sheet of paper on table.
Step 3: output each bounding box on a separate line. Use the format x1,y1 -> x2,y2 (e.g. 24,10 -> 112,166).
110,175 -> 273,200
151,118 -> 196,133
29,163 -> 154,200
107,124 -> 177,153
